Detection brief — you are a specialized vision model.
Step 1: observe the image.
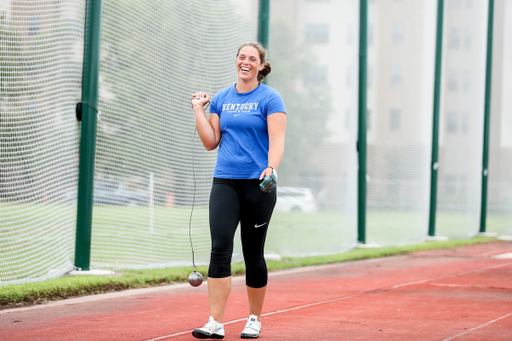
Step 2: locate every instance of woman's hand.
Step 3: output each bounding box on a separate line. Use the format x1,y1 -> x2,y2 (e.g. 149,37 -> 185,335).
259,166 -> 274,180
191,92 -> 210,109
191,91 -> 220,151
259,167 -> 277,192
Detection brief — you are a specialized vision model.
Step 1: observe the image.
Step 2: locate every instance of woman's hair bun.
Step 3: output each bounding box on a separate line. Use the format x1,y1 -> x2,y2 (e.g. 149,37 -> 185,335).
258,62 -> 271,82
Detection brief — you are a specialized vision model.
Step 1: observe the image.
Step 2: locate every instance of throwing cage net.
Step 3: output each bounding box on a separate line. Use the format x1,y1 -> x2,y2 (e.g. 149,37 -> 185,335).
365,1 -> 436,245
2,0 -> 511,284
486,0 -> 512,236
265,0 -> 359,256
435,0 -> 488,239
0,1 -> 85,284
91,0 -> 258,270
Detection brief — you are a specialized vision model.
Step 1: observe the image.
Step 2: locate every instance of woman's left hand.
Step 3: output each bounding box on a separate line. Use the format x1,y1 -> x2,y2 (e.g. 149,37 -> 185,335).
259,167 -> 278,192
259,167 -> 274,180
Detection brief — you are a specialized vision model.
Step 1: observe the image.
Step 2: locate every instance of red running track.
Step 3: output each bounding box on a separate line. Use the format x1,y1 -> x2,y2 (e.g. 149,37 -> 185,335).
1,242 -> 512,341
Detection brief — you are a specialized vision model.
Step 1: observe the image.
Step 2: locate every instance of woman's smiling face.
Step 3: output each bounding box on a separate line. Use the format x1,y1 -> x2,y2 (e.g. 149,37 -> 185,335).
236,46 -> 264,83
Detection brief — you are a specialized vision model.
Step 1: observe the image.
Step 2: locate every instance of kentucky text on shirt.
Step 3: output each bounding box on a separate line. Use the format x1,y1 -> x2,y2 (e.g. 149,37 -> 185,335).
222,102 -> 259,112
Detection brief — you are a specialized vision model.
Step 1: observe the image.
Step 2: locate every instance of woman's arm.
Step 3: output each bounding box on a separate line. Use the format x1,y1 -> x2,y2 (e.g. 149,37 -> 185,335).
259,112 -> 287,180
192,92 -> 221,151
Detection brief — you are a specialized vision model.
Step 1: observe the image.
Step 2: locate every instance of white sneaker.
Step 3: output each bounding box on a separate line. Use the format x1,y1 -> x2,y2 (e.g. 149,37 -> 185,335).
192,316 -> 225,339
240,315 -> 261,339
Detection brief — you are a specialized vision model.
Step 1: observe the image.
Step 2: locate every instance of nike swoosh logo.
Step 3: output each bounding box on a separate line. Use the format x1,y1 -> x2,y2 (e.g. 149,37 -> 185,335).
254,223 -> 266,228
234,114 -> 240,116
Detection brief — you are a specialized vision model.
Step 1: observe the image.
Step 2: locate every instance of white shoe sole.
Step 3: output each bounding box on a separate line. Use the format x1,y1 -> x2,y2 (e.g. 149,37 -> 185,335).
240,332 -> 259,339
192,329 -> 225,339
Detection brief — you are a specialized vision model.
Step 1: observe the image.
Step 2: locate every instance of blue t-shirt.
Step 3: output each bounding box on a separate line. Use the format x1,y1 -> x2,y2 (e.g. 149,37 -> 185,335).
209,83 -> 286,179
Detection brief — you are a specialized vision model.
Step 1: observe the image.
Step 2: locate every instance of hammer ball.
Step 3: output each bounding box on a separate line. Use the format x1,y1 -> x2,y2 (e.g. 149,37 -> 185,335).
188,271 -> 203,287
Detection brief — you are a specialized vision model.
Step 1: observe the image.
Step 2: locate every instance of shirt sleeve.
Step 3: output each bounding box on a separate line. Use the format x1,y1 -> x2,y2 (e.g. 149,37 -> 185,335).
266,89 -> 287,116
209,93 -> 220,116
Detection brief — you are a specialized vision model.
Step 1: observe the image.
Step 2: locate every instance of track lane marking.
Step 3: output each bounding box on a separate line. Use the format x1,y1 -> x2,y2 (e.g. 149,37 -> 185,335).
144,294 -> 362,341
144,261 -> 512,340
431,283 -> 512,290
441,312 -> 512,341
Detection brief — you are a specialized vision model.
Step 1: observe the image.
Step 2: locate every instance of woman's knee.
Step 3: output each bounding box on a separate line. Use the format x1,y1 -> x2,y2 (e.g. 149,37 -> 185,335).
245,259 -> 268,288
208,249 -> 232,278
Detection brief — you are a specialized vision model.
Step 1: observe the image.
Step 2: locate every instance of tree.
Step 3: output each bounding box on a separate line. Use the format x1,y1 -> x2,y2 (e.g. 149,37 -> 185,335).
267,18 -> 333,187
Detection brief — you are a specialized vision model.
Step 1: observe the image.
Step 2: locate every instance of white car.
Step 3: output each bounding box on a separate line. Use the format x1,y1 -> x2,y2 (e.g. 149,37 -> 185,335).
275,186 -> 318,213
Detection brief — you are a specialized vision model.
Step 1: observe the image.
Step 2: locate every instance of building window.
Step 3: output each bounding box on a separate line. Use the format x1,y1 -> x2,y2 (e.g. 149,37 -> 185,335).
464,28 -> 471,49
461,112 -> 469,134
304,65 -> 328,87
463,70 -> 470,92
390,109 -> 401,131
393,22 -> 404,44
447,70 -> 459,91
29,16 -> 40,36
391,65 -> 402,87
444,174 -> 457,194
304,23 -> 330,44
446,112 -> 458,134
448,28 -> 460,49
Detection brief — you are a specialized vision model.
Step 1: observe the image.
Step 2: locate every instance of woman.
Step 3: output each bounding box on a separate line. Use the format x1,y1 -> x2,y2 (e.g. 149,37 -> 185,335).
190,42 -> 287,339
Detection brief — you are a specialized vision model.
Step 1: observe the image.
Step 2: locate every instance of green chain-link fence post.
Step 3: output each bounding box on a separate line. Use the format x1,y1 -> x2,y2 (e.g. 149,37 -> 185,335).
428,0 -> 444,238
75,0 -> 103,270
357,0 -> 368,244
479,0 -> 495,234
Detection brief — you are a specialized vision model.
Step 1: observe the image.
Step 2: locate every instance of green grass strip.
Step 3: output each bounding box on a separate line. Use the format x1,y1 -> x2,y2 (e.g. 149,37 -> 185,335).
0,236 -> 497,309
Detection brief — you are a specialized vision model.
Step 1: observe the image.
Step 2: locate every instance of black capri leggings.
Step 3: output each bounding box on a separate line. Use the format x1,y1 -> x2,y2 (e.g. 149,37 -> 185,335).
208,177 -> 277,288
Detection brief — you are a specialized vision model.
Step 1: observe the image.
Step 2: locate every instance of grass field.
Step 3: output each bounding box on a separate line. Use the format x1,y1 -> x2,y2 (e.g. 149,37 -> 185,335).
0,236 -> 498,309
1,201 -> 510,285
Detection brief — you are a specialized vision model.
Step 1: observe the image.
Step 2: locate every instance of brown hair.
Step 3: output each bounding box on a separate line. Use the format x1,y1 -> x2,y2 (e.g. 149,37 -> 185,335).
236,42 -> 272,83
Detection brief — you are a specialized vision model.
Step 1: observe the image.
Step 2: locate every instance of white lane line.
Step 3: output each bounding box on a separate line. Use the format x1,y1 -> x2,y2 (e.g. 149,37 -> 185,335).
492,252 -> 512,259
144,261 -> 512,340
431,283 -> 512,290
441,312 -> 512,341
0,257 -> 386,315
368,261 -> 512,293
144,294 -> 361,341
